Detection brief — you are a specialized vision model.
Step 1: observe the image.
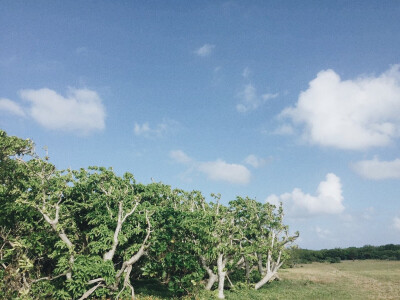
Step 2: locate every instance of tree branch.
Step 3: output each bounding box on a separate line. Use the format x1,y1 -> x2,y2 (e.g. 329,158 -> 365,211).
103,200 -> 139,261
78,282 -> 104,300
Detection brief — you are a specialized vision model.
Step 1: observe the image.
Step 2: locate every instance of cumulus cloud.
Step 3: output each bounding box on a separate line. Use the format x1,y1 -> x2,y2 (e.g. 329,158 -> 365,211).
236,84 -> 278,113
197,160 -> 250,184
266,173 -> 345,217
265,194 -> 280,206
272,124 -> 295,135
352,157 -> 400,180
170,150 -> 251,185
134,119 -> 178,139
281,65 -> 400,150
393,217 -> 400,232
244,154 -> 269,168
195,44 -> 215,57
0,98 -> 25,116
169,150 -> 193,164
20,88 -> 105,135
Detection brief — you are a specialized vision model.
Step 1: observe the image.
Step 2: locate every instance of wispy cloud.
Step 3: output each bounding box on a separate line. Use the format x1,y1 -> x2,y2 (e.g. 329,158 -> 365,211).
272,124 -> 295,135
352,157 -> 400,180
20,88 -> 105,135
134,119 -> 179,139
0,98 -> 25,116
244,154 -> 270,168
281,65 -> 400,150
236,84 -> 278,113
393,217 -> 400,232
242,67 -> 251,78
315,226 -> 332,239
170,150 -> 251,185
195,44 -> 215,57
169,150 -> 193,164
266,173 -> 345,217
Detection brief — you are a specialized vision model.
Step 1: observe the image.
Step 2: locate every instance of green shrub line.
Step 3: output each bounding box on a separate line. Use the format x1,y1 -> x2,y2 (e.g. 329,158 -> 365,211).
288,244 -> 400,265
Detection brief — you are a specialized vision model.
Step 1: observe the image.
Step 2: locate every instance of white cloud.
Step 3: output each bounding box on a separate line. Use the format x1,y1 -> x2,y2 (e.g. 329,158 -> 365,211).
195,44 -> 215,57
244,154 -> 268,168
272,124 -> 294,135
236,84 -> 278,113
267,173 -> 345,217
393,217 -> 400,232
134,119 -> 178,139
197,160 -> 250,184
20,88 -> 105,135
265,194 -> 280,206
315,226 -> 331,239
242,67 -> 251,78
281,65 -> 400,150
170,150 -> 251,185
169,150 -> 193,164
352,157 -> 400,180
0,98 -> 25,116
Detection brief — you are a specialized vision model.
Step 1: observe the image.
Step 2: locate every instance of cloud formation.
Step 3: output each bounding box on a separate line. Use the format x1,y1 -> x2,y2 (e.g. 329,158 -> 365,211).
170,150 -> 251,185
20,88 -> 105,135
266,173 -> 345,217
393,217 -> 400,232
236,84 -> 278,113
315,226 -> 332,239
0,98 -> 25,116
352,157 -> 400,180
242,67 -> 251,78
272,124 -> 294,135
281,65 -> 400,150
195,44 -> 215,57
134,119 -> 178,139
244,154 -> 268,168
169,150 -> 193,164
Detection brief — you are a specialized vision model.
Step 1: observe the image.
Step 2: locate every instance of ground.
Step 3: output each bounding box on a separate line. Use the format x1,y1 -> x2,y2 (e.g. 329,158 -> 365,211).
135,260 -> 400,299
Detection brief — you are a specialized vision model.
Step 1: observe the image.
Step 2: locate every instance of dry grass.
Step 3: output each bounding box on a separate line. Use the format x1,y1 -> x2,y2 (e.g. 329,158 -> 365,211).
277,260 -> 400,299
135,260 -> 400,299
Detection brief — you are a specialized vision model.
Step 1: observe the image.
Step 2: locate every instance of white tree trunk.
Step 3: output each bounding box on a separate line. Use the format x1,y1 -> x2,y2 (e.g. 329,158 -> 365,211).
206,273 -> 218,290
217,253 -> 227,299
38,201 -> 75,280
254,271 -> 276,290
104,201 -> 138,261
200,256 -> 217,290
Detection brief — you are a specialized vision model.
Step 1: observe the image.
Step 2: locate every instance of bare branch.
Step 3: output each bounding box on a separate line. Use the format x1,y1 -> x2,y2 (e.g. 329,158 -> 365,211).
103,200 -> 140,261
78,282 -> 104,300
87,277 -> 105,285
32,272 -> 68,283
115,211 -> 152,283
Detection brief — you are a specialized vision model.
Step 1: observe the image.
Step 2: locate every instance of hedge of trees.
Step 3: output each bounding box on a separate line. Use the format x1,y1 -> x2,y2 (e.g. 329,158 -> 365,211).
0,130 -> 298,299
290,244 -> 400,264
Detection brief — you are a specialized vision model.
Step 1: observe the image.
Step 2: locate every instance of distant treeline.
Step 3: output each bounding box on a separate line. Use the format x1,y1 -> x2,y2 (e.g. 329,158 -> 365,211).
291,244 -> 400,264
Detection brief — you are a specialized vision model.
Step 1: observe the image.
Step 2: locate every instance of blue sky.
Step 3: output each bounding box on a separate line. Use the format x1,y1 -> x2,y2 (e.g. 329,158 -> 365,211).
1,1 -> 400,249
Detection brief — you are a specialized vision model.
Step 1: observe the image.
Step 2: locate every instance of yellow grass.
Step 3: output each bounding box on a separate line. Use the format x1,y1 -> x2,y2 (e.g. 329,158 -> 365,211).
278,260 -> 400,299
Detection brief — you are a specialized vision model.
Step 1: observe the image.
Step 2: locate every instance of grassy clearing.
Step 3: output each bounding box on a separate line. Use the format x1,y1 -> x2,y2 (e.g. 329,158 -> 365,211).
135,260 -> 400,299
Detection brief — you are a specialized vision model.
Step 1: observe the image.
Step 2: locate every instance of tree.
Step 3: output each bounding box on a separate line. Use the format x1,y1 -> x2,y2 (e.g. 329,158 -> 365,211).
0,130 -> 300,298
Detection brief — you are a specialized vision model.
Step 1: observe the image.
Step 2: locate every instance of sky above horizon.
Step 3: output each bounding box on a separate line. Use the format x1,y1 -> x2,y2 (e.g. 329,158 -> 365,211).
1,1 -> 400,250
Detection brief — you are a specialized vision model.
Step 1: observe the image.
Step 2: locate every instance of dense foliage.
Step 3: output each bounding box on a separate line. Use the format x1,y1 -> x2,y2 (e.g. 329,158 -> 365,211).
0,130 -> 298,299
290,244 -> 400,264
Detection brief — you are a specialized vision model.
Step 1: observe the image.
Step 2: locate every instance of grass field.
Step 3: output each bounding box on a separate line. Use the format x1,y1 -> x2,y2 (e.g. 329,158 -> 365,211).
135,260 -> 400,299
224,260 -> 400,300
